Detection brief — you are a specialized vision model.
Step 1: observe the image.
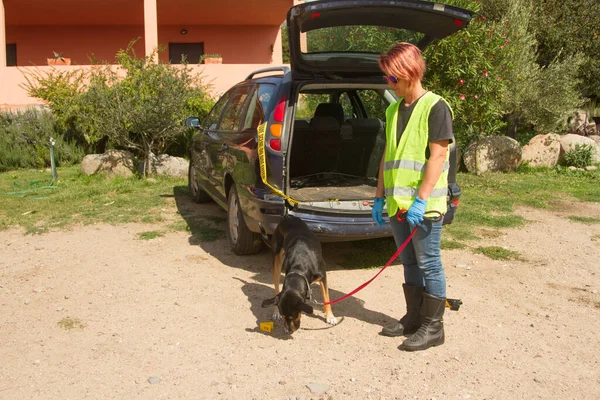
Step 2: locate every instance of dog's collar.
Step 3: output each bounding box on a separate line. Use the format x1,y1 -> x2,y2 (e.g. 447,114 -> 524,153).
286,271 -> 312,301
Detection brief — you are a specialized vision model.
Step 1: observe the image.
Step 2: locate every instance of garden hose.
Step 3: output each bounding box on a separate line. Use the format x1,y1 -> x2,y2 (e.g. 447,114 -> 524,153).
6,138 -> 59,199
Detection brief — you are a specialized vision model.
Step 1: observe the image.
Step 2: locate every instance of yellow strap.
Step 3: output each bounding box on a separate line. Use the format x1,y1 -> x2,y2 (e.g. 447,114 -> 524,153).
256,122 -> 298,208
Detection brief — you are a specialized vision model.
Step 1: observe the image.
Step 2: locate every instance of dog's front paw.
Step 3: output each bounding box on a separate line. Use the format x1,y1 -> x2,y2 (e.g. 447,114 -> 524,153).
326,315 -> 338,325
271,310 -> 282,321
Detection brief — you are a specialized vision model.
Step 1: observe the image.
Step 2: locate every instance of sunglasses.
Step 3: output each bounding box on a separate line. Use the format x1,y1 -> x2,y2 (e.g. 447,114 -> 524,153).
383,75 -> 398,84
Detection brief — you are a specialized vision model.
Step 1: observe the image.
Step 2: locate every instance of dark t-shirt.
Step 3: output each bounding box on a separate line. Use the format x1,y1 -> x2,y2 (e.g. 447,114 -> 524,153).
396,95 -> 454,150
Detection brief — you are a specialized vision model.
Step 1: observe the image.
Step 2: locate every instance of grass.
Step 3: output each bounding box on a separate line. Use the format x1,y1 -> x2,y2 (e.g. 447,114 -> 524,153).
57,317 -> 85,330
340,237 -> 397,269
441,238 -> 467,250
339,167 -> 600,265
568,216 -> 600,225
0,166 -> 224,242
474,246 -> 526,261
0,166 -> 182,234
168,217 -> 225,241
1,165 -> 599,263
138,231 -> 165,240
443,167 -> 600,243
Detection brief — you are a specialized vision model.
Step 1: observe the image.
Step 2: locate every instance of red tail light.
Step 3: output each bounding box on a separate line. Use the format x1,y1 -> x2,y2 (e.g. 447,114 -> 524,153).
453,19 -> 463,26
451,200 -> 460,206
311,12 -> 321,19
269,139 -> 281,151
273,96 -> 286,123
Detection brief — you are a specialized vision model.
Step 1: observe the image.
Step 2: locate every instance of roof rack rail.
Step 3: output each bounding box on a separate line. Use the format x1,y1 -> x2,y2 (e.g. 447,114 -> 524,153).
245,67 -> 290,81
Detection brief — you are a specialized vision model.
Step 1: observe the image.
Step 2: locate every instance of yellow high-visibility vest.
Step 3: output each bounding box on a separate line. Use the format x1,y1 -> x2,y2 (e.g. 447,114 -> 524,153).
383,92 -> 451,217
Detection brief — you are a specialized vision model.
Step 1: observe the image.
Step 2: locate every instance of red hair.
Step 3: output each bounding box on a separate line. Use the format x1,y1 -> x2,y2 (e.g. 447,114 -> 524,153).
379,42 -> 426,87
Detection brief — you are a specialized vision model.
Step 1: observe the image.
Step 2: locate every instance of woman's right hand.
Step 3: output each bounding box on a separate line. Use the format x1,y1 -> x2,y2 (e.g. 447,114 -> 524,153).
371,197 -> 385,226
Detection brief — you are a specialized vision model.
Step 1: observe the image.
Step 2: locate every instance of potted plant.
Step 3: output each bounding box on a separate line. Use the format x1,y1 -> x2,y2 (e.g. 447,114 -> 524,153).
47,51 -> 71,66
199,54 -> 222,64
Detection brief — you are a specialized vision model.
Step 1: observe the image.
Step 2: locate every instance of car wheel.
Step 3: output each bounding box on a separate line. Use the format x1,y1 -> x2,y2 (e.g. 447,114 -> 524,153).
188,161 -> 212,203
226,186 -> 264,255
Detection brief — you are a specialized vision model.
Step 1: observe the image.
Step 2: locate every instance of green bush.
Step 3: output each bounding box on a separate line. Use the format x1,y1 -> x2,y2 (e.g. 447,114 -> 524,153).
0,108 -> 85,172
424,0 -> 509,148
562,144 -> 594,168
529,0 -> 600,99
23,41 -> 215,166
22,68 -> 98,152
164,88 -> 215,157
481,0 -> 584,136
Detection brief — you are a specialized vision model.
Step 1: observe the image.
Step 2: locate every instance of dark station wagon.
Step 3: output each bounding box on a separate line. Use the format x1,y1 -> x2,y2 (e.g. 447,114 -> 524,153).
186,0 -> 472,254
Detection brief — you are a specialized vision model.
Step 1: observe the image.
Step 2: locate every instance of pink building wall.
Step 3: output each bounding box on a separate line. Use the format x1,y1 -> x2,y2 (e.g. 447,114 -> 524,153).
6,24 -> 281,66
6,26 -> 146,66
0,0 -> 298,110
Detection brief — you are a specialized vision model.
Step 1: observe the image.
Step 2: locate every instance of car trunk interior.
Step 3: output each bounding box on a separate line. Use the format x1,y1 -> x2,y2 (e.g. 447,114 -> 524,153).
287,90 -> 388,202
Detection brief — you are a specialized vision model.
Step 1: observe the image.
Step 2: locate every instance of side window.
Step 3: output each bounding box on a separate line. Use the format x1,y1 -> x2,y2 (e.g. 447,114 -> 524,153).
242,83 -> 276,131
204,90 -> 233,130
220,86 -> 253,131
295,93 -> 330,120
357,90 -> 387,120
339,92 -> 354,120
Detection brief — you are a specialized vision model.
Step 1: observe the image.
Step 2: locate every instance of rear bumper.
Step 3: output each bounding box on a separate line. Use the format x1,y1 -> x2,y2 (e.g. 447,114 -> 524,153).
292,211 -> 394,242
240,196 -> 393,241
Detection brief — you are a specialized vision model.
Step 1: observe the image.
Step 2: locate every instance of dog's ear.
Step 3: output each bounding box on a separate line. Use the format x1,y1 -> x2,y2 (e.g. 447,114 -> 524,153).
261,295 -> 279,308
298,301 -> 314,315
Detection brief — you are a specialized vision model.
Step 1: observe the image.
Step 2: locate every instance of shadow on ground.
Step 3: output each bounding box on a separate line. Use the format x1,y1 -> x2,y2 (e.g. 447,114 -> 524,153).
173,185 -> 397,332
234,276 -> 393,340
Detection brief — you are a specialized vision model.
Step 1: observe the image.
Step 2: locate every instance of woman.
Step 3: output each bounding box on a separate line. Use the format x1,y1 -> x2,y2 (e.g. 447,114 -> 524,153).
371,42 -> 454,352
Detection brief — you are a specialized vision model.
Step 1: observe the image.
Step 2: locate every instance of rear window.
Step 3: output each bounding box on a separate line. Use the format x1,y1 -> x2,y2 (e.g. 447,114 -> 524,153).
357,90 -> 387,120
295,93 -> 330,120
303,26 -> 424,54
242,83 -> 276,130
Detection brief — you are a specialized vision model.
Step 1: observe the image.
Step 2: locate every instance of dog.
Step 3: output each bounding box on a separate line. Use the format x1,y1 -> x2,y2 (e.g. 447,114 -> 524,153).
261,216 -> 337,334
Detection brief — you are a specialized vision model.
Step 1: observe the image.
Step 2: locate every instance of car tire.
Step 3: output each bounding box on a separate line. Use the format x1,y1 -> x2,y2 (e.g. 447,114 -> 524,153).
226,186 -> 264,255
188,161 -> 212,203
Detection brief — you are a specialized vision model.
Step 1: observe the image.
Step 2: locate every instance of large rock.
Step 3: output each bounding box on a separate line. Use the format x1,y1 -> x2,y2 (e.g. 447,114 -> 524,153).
588,134 -> 600,148
567,109 -> 589,133
463,136 -> 522,174
138,154 -> 189,178
559,134 -> 600,164
521,133 -> 561,168
80,150 -> 136,177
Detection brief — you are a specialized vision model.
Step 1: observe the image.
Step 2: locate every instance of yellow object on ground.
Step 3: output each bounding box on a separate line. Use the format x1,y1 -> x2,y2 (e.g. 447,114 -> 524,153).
259,321 -> 274,332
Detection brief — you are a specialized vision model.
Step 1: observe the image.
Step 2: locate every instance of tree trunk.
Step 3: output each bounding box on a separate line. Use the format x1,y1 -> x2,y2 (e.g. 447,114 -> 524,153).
506,113 -> 519,139
144,141 -> 152,177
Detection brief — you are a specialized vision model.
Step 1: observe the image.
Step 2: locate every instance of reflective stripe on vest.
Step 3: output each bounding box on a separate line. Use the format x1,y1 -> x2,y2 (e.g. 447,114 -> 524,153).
383,92 -> 451,217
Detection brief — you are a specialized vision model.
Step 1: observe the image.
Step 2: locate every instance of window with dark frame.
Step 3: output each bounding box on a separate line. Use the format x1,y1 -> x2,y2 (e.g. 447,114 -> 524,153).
168,42 -> 204,64
220,86 -> 253,132
6,44 -> 16,66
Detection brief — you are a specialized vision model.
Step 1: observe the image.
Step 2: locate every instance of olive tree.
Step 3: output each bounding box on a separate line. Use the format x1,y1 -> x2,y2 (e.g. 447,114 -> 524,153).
80,47 -> 211,176
25,43 -> 214,175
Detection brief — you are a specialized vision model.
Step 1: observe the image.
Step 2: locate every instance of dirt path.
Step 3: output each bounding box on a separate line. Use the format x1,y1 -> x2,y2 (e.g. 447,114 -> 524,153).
1,200 -> 599,400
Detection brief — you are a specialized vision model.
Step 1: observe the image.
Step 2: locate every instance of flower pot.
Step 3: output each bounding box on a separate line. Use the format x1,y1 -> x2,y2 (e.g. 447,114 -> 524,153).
203,57 -> 222,64
47,58 -> 71,65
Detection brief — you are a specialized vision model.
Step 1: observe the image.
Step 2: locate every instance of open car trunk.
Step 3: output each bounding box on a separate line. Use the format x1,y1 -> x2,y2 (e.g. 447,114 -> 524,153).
281,0 -> 472,216
286,83 -> 390,210
289,174 -> 379,202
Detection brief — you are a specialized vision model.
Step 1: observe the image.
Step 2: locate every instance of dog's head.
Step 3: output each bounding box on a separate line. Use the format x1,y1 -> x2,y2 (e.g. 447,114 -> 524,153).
261,290 -> 313,334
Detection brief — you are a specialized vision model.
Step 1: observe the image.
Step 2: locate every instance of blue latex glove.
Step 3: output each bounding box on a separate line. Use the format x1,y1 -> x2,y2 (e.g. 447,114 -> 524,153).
406,197 -> 427,226
371,197 -> 385,226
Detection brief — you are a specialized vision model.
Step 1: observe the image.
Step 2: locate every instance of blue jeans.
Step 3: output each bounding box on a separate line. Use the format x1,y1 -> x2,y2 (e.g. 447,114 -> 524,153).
389,214 -> 446,298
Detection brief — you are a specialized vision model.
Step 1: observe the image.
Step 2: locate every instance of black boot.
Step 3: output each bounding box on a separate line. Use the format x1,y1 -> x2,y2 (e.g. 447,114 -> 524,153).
399,292 -> 445,351
380,284 -> 425,337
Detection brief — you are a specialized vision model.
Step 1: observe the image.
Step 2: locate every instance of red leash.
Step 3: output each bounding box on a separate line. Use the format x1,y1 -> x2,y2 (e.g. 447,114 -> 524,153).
323,216 -> 417,306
